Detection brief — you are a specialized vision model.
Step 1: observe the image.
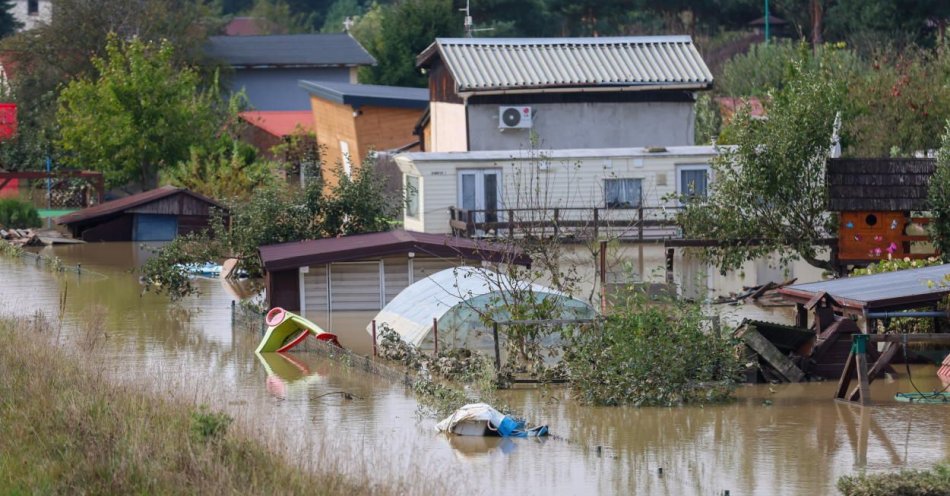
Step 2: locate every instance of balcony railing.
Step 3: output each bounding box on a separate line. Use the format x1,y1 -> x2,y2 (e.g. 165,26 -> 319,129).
448,206 -> 683,241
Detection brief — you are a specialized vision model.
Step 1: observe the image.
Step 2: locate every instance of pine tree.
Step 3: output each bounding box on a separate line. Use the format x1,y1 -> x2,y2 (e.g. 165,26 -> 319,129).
0,0 -> 22,38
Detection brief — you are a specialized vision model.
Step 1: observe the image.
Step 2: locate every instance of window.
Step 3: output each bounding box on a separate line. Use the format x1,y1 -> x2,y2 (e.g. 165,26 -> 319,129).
458,170 -> 501,223
27,0 -> 38,15
339,140 -> 352,177
604,178 -> 642,208
677,165 -> 709,200
405,175 -> 420,218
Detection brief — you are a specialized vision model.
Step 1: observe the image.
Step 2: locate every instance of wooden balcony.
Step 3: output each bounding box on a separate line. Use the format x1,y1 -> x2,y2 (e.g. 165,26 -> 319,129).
448,206 -> 683,241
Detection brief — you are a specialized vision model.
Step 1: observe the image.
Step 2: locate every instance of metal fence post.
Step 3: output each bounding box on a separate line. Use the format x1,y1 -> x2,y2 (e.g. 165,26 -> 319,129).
372,319 -> 378,357
432,317 -> 439,356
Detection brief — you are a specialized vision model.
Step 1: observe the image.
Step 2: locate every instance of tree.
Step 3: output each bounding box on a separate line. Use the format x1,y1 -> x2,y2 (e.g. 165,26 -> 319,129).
929,122 -> 950,261
359,0 -> 461,87
141,159 -> 400,299
57,36 -> 220,190
245,0 -> 316,34
0,0 -> 22,38
678,46 -> 846,273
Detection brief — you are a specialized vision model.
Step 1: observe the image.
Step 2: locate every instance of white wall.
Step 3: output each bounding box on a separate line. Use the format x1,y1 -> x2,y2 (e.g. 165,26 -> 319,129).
429,102 -> 467,152
396,147 -> 716,234
13,0 -> 52,31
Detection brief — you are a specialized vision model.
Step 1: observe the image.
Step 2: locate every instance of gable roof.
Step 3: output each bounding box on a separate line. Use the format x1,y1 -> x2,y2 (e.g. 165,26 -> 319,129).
827,158 -> 935,212
56,186 -> 226,225
258,229 -> 530,271
239,111 -> 314,137
205,33 -> 376,68
299,81 -> 429,109
417,36 -> 713,94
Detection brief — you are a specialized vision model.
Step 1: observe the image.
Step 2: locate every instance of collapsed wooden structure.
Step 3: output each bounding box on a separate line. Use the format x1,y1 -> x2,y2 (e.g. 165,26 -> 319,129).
759,264 -> 950,401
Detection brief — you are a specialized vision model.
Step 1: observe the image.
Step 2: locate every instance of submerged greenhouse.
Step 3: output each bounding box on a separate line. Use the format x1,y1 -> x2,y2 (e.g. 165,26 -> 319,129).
367,266 -> 596,353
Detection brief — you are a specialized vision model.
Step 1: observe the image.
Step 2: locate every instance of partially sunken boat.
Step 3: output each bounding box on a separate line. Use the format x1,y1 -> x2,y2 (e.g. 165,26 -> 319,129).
256,307 -> 340,353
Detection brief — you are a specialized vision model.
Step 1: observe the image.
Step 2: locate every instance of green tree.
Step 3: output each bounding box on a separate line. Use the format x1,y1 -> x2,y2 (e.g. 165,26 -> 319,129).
245,0 -> 316,34
0,0 -> 21,38
360,0 -> 461,87
57,36 -> 220,191
929,122 -> 950,261
141,160 -> 399,299
679,48 -> 846,273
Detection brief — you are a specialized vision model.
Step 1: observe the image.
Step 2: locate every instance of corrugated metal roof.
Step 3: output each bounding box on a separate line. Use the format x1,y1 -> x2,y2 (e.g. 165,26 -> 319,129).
239,111 -> 313,137
417,36 -> 713,93
298,81 -> 429,109
779,264 -> 950,310
258,230 -> 530,271
56,186 -> 226,226
205,34 -> 376,67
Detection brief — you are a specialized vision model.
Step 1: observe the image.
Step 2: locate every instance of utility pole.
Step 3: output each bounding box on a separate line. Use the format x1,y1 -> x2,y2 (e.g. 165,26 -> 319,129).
459,0 -> 492,38
764,0 -> 770,43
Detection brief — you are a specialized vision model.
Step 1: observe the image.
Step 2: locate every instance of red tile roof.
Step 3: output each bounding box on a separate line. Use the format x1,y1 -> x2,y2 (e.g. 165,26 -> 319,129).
259,230 -> 531,271
239,111 -> 314,137
55,186 -> 226,225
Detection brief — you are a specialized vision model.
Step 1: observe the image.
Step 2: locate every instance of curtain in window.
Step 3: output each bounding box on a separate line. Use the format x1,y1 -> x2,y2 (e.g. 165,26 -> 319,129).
605,178 -> 642,208
681,169 -> 708,198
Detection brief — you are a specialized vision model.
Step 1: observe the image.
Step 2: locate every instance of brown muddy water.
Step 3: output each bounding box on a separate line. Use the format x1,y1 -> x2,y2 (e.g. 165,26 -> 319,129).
3,243 -> 950,495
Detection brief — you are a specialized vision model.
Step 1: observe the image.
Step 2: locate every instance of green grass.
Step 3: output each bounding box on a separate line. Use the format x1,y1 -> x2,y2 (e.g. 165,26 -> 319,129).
0,317 -> 390,495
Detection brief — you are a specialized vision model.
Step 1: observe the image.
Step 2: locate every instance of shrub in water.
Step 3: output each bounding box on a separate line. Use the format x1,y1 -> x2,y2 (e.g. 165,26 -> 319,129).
564,288 -> 741,407
0,198 -> 41,229
837,463 -> 950,496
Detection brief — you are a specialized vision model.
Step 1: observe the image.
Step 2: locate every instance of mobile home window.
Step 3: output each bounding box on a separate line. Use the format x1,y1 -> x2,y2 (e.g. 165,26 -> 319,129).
405,175 -> 420,218
678,165 -> 709,199
604,178 -> 642,208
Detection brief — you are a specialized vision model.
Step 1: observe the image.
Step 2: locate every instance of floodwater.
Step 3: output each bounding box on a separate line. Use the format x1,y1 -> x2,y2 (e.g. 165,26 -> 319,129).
3,243 -> 950,495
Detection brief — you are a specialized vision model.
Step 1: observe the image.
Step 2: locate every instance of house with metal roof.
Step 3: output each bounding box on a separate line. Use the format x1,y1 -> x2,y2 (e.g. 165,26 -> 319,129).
299,81 -> 428,184
258,229 -> 530,329
415,36 -> 713,152
205,34 -> 376,111
56,186 -> 227,242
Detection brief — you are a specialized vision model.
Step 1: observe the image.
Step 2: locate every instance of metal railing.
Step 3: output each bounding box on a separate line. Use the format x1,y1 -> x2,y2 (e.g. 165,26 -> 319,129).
448,205 -> 684,241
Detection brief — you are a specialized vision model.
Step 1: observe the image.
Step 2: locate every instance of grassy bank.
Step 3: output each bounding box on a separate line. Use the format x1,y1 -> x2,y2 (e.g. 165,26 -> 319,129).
0,317 -> 381,495
837,463 -> 950,496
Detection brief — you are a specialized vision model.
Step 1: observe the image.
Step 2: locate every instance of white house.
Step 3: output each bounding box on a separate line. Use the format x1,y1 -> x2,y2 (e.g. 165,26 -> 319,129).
395,145 -> 717,238
12,0 -> 52,31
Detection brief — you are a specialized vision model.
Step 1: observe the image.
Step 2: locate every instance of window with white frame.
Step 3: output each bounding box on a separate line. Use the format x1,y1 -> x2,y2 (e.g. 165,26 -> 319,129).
677,165 -> 710,200
339,140 -> 352,177
604,178 -> 642,208
405,175 -> 420,218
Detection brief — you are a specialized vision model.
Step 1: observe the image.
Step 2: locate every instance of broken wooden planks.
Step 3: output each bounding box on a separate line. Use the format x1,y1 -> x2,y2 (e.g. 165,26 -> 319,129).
736,326 -> 805,382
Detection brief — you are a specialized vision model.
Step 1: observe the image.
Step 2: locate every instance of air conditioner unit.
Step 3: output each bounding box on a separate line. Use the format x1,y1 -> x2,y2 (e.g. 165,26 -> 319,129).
499,106 -> 533,129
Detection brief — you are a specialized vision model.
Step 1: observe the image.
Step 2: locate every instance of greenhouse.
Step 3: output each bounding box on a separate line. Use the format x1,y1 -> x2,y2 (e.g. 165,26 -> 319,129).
367,266 -> 596,353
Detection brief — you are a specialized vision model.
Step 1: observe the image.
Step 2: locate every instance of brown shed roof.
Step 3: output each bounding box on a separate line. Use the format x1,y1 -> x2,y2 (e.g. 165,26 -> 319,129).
56,186 -> 227,225
258,230 -> 531,271
827,158 -> 935,212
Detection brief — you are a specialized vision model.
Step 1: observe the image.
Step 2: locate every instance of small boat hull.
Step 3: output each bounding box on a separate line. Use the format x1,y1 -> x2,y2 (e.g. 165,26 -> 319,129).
255,307 -> 341,354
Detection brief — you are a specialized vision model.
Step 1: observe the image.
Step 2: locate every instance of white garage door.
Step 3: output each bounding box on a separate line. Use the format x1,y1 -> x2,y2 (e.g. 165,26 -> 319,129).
330,262 -> 382,311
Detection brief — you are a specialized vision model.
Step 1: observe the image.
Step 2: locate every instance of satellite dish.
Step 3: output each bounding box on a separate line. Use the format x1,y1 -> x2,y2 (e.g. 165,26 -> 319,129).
501,107 -> 522,127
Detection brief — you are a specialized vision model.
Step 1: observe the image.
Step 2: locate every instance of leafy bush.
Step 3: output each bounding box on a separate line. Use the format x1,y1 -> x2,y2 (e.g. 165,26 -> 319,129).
930,122 -> 950,261
0,198 -> 41,229
564,289 -> 740,407
190,405 -> 232,442
837,463 -> 950,496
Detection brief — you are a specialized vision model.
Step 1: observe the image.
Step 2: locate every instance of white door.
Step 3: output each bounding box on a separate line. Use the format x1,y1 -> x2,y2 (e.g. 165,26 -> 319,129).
458,170 -> 501,223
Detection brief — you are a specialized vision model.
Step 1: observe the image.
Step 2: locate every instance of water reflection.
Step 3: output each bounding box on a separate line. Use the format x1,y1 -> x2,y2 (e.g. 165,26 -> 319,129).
257,352 -> 326,399
447,435 -> 518,459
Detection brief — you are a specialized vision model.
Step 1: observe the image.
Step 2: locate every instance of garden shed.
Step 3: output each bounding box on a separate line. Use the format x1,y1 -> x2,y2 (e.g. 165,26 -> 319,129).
368,266 -> 595,353
55,186 -> 226,242
258,230 -> 531,318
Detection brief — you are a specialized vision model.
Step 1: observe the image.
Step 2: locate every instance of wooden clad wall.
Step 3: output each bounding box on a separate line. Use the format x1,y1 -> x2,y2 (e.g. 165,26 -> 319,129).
126,193 -> 219,216
428,58 -> 461,104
